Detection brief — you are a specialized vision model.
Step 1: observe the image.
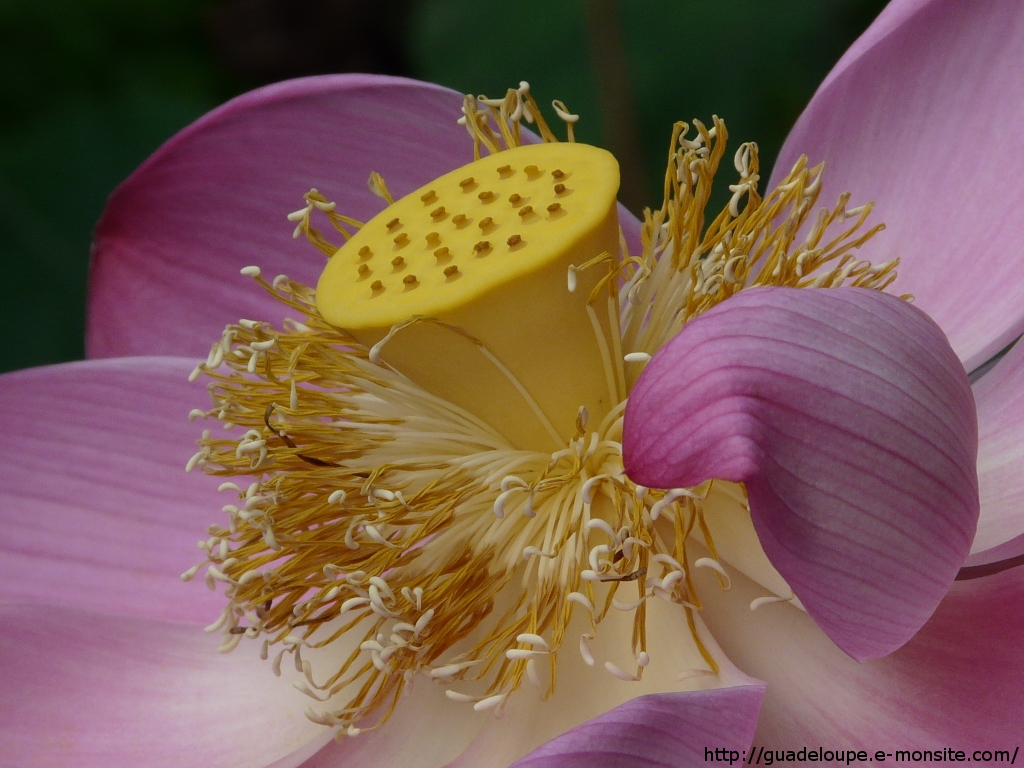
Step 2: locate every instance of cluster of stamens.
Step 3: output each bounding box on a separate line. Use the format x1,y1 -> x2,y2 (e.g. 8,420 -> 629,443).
185,81 -> 897,738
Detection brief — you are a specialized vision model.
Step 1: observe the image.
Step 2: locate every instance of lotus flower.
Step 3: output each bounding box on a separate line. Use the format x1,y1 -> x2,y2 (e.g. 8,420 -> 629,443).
2,1 -> 1022,765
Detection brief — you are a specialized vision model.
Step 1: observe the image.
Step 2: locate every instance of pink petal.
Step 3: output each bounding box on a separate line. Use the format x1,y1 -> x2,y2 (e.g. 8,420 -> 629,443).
88,75 -> 469,360
771,1 -> 1024,371
0,357 -> 223,624
0,604 -> 330,768
88,74 -> 643,361
970,337 -> 1024,555
509,687 -> 764,768
816,0 -> 932,93
698,556 -> 1024,747
623,287 -> 978,660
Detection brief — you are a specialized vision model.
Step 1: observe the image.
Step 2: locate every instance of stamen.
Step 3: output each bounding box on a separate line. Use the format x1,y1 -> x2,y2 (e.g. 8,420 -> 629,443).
694,557 -> 731,589
750,595 -> 792,611
604,661 -> 639,682
579,633 -> 595,666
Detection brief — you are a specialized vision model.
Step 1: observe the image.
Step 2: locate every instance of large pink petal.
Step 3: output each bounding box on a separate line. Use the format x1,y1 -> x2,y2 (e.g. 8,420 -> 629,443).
697,556 -> 1024,748
510,687 -> 764,768
0,604 -> 330,768
970,337 -> 1024,555
88,75 -> 469,360
88,74 -> 643,361
623,287 -> 978,660
771,1 -> 1024,371
0,357 -> 223,624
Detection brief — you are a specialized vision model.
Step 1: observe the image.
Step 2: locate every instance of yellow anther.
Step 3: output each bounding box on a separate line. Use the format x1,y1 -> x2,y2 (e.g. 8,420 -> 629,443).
420,190 -> 437,204
497,164 -> 512,176
554,183 -> 566,195
433,247 -> 451,260
459,177 -> 475,188
394,233 -> 409,245
452,214 -> 468,226
547,203 -> 562,213
479,217 -> 493,229
431,206 -> 447,219
358,264 -> 371,276
474,241 -> 491,253
478,190 -> 495,201
443,265 -> 459,277
403,274 -> 418,285
391,256 -> 405,267
507,234 -> 522,246
370,279 -> 383,291
509,193 -> 523,205
552,169 -> 565,179
524,164 -> 540,177
387,217 -> 401,230
518,205 -> 534,217
426,232 -> 441,245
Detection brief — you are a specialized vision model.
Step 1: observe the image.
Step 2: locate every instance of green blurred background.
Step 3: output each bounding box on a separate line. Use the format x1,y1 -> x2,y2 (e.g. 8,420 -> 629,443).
0,0 -> 886,373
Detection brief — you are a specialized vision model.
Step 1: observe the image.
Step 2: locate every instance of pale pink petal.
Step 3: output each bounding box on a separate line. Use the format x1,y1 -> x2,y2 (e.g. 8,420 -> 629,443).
88,75 -> 469,360
816,0 -> 933,93
510,687 -> 764,768
0,357 -> 223,623
970,337 -> 1024,555
960,532 -> 1024,578
623,287 -> 978,660
771,1 -> 1024,371
698,556 -> 1024,747
0,604 -> 330,768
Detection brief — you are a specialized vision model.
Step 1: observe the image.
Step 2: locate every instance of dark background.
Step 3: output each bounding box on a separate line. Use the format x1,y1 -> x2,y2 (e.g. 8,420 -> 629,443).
0,0 -> 886,373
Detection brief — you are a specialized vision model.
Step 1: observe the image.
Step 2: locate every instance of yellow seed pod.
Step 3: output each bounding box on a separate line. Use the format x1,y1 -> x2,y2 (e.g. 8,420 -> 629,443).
316,142 -> 621,450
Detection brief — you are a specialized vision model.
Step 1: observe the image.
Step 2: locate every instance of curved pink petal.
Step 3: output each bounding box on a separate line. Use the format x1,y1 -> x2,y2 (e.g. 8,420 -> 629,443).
510,687 -> 764,768
816,0 -> 932,93
0,604 -> 330,768
0,357 -> 223,623
623,287 -> 978,660
771,1 -> 1024,371
970,337 -> 1024,555
88,75 -> 469,360
88,74 -> 643,361
698,556 -> 1024,748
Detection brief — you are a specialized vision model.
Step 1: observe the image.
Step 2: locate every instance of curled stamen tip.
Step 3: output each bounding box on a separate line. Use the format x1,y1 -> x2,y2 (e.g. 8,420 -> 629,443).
750,595 -> 791,611
604,661 -> 640,682
473,694 -> 507,713
694,557 -> 732,589
623,352 -> 652,363
516,633 -> 549,649
579,633 -> 595,666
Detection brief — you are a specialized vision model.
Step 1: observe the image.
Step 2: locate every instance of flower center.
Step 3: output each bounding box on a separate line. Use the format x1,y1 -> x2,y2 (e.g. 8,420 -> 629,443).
184,83 -> 896,739
316,141 -> 621,451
